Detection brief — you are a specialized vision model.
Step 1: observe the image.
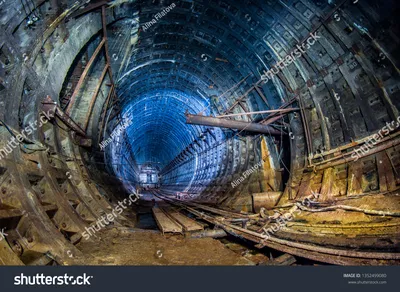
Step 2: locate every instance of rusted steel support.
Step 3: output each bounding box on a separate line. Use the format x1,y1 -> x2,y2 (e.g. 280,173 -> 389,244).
101,5 -> 115,85
70,0 -> 110,19
66,38 -> 106,114
84,64 -> 109,130
42,96 -> 86,137
185,113 -> 285,135
298,96 -> 313,160
260,97 -> 297,125
311,134 -> 400,171
310,130 -> 400,161
101,5 -> 120,120
223,82 -> 262,114
254,85 -> 270,108
216,108 -> 299,119
98,84 -> 115,142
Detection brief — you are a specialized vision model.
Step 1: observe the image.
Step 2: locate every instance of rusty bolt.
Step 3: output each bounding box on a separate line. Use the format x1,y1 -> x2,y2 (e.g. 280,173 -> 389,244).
12,241 -> 23,256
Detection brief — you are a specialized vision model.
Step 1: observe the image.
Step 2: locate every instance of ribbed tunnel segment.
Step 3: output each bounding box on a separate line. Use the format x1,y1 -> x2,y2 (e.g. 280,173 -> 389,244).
0,0 -> 399,266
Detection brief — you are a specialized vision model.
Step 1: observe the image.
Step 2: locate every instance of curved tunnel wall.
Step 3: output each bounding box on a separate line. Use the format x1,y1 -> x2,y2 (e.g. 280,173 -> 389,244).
0,0 -> 399,266
103,0 -> 400,209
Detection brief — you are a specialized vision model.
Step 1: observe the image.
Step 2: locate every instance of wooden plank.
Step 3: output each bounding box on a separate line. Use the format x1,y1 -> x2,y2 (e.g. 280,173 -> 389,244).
152,207 -> 182,234
162,208 -> 203,232
265,253 -> 297,266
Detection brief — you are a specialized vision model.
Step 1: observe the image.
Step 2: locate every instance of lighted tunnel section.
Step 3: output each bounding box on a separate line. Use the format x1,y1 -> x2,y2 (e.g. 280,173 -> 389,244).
107,89 -> 222,196
1,0 -> 400,266
102,1 -> 294,203
105,83 -> 278,202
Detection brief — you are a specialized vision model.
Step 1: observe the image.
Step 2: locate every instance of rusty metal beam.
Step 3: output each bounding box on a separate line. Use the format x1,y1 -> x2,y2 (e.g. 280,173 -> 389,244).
70,1 -> 110,19
84,64 -> 109,130
223,83 -> 261,114
311,134 -> 400,171
216,108 -> 299,119
254,85 -> 270,108
298,96 -> 313,161
98,84 -> 115,143
42,96 -> 86,137
185,113 -> 285,135
66,38 -> 106,114
102,5 -> 115,85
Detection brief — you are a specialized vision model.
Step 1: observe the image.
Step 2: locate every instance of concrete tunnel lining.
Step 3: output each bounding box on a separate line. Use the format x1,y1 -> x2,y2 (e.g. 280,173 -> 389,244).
0,0 -> 399,266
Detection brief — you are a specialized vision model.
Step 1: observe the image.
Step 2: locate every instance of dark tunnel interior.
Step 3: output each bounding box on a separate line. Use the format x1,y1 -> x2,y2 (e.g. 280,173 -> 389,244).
0,0 -> 400,266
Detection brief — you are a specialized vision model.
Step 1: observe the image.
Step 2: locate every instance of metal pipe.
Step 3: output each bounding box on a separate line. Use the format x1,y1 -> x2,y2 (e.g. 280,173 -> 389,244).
185,114 -> 285,135
311,135 -> 400,171
42,96 -> 86,137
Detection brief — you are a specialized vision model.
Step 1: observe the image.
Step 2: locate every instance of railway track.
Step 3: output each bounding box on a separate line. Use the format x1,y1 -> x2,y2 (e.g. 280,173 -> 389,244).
152,191 -> 400,266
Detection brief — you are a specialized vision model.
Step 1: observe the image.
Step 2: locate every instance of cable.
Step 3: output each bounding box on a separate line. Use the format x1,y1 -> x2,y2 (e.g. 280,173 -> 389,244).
0,118 -> 47,150
0,118 -> 18,139
296,203 -> 400,217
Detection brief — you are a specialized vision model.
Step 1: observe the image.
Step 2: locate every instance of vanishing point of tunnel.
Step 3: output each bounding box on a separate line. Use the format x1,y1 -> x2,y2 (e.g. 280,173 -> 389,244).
0,0 -> 399,266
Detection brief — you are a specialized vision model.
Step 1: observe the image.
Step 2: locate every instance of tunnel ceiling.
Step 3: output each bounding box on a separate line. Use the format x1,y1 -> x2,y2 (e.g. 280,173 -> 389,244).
116,0 -> 286,108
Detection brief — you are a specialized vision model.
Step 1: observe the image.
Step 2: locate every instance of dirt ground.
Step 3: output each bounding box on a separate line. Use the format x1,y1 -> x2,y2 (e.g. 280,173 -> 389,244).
74,227 -> 254,265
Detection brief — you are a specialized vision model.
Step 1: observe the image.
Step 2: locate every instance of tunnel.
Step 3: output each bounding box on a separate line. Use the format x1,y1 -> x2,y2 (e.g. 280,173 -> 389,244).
0,0 -> 399,266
